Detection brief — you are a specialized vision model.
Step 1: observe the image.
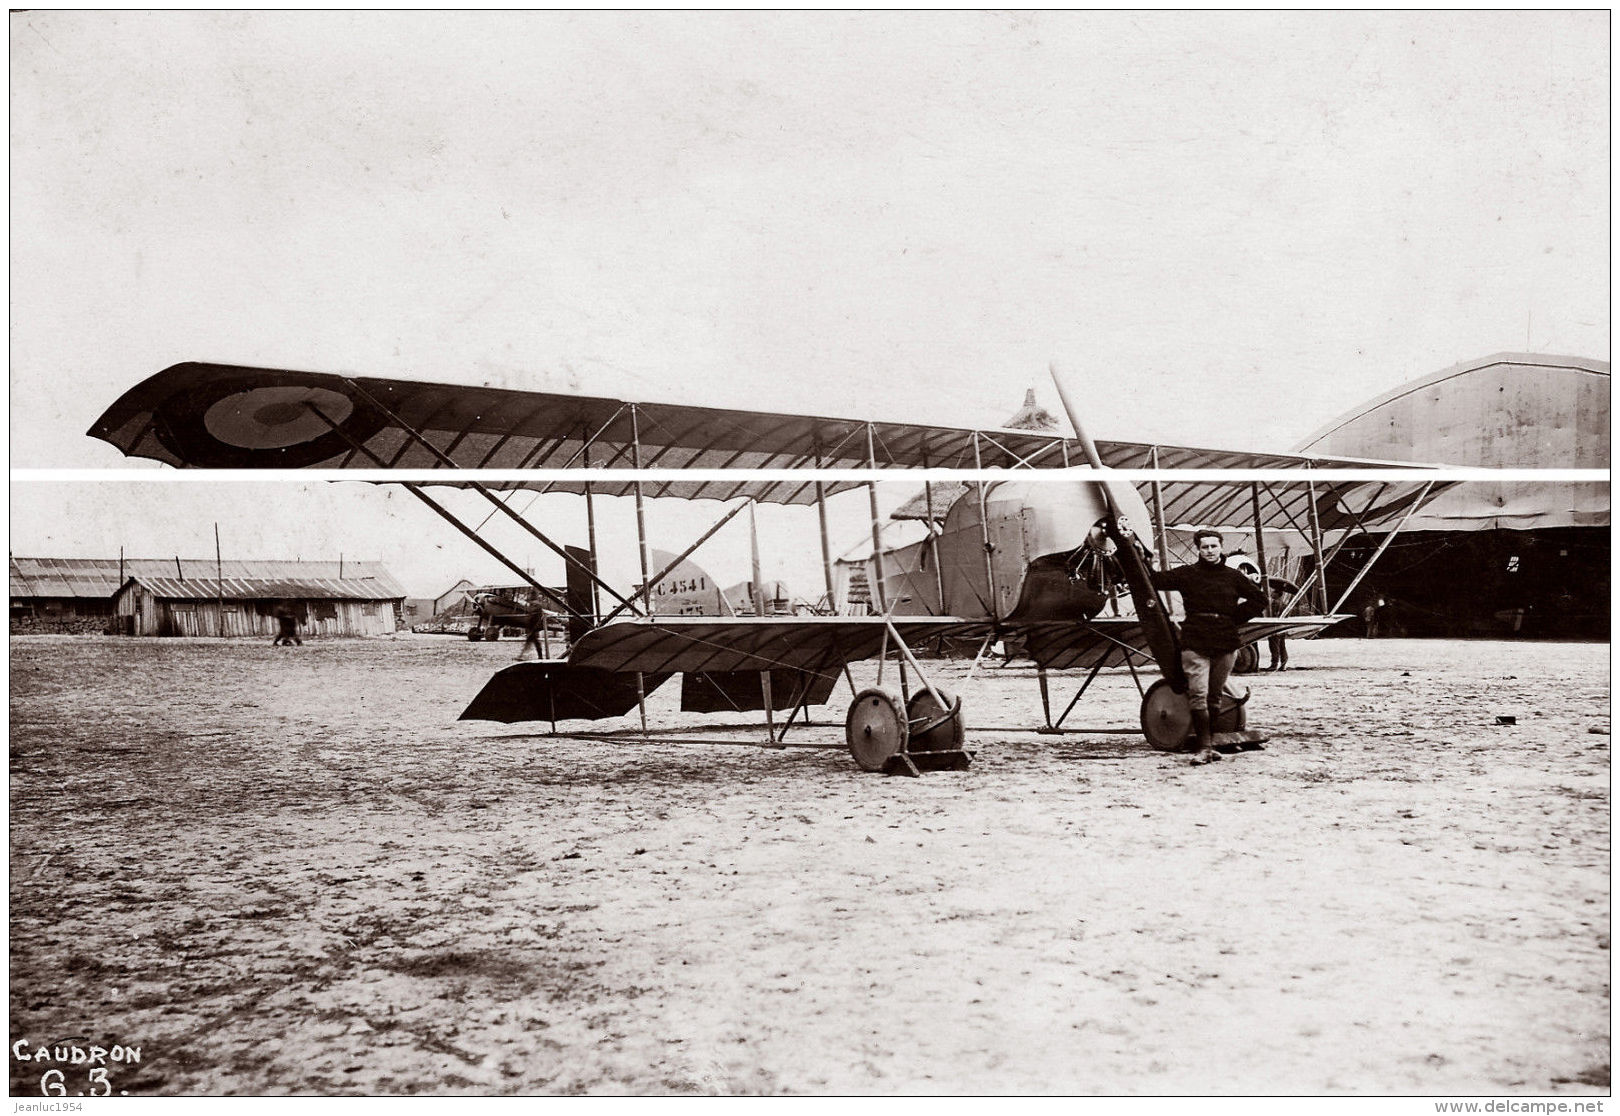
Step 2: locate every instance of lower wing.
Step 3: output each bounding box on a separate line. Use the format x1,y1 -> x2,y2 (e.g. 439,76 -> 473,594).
459,614 -> 1348,723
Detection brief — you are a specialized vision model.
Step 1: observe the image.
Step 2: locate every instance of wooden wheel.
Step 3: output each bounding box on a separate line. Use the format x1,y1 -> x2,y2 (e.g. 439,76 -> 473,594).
906,688 -> 964,753
1214,689 -> 1248,734
1140,678 -> 1192,751
846,688 -> 909,771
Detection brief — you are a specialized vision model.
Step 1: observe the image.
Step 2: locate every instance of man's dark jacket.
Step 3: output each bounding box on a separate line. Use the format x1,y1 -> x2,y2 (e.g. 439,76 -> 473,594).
1152,560 -> 1268,656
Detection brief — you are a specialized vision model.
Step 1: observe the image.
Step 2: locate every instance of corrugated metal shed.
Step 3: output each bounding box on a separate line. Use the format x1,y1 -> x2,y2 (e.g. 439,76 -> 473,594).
11,558 -> 406,600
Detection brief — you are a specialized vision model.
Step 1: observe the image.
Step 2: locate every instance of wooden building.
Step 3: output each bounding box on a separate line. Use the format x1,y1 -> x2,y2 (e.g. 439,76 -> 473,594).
112,568 -> 404,638
400,578 -> 477,627
9,558 -> 404,638
10,557 -> 128,630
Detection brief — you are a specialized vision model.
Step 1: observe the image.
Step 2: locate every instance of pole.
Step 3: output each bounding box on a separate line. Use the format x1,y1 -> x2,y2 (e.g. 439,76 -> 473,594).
215,524 -> 224,638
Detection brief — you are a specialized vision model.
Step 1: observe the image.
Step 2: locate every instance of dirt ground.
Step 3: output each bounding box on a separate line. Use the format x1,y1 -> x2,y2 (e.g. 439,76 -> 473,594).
8,633 -> 1610,1096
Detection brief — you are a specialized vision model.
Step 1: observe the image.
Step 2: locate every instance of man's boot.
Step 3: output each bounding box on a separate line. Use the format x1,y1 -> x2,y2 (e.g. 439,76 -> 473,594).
1188,706 -> 1218,765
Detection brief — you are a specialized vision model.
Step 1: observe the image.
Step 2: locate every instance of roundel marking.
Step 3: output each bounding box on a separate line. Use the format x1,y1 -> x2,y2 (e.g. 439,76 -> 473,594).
202,386 -> 356,450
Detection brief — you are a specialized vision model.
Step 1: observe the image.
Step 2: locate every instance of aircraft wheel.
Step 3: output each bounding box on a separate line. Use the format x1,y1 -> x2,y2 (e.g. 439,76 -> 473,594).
1214,690 -> 1248,734
1233,644 -> 1260,674
484,627 -> 500,641
1140,679 -> 1192,751
846,688 -> 909,772
906,688 -> 964,753
467,627 -> 484,642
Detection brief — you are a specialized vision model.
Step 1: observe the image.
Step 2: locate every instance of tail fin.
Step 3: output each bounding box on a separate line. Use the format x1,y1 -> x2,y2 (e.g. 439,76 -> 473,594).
564,545 -> 597,641
648,549 -> 733,616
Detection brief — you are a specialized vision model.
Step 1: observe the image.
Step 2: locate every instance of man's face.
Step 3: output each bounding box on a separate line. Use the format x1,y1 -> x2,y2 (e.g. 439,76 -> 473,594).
1196,536 -> 1223,564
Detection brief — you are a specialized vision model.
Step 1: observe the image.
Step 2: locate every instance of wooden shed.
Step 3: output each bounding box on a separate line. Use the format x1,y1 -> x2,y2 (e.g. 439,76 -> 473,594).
110,565 -> 405,638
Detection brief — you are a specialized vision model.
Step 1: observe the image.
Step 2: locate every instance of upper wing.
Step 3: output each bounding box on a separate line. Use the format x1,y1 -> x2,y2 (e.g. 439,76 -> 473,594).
88,362 -> 1444,512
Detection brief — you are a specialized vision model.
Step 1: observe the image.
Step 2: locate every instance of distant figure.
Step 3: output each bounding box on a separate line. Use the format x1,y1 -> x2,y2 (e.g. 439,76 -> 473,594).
1263,579 -> 1293,671
517,611 -> 548,661
272,601 -> 303,646
1233,561 -> 1294,672
1362,596 -> 1386,639
1149,529 -> 1268,766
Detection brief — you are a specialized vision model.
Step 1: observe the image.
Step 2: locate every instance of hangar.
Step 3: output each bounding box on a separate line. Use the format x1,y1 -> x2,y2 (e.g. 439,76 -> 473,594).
1294,353 -> 1609,638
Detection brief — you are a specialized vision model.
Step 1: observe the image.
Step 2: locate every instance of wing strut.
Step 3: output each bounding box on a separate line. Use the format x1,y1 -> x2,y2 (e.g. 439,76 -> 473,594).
598,498 -> 752,625
401,483 -> 568,608
923,473 -> 947,612
1329,481 -> 1438,614
864,424 -> 887,612
971,433 -> 1001,620
1252,483 -> 1271,617
1306,476 -> 1329,614
1270,480 -> 1392,619
302,388 -> 637,619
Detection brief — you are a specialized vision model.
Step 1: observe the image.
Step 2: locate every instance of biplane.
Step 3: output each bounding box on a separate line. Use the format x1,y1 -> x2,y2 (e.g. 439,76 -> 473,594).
90,361 -> 1450,774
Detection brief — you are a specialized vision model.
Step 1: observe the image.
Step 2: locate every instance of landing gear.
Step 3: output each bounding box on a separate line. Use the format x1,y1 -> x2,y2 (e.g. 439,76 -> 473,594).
1139,679 -> 1253,752
845,686 -> 973,775
1233,644 -> 1260,674
907,688 -> 965,752
846,688 -> 908,772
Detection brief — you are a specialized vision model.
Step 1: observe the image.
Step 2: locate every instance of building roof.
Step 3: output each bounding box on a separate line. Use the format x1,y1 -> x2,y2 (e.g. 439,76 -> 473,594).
1295,352 -> 1610,464
118,575 -> 401,601
1293,352 -> 1609,531
12,558 -> 405,600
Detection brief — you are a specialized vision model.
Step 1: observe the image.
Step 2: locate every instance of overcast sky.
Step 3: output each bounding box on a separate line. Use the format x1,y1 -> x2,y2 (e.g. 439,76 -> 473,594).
9,11 -> 1609,597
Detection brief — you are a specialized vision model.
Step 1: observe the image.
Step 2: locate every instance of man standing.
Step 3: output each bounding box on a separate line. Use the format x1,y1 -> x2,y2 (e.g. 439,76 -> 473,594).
1263,577 -> 1292,671
1152,530 -> 1268,765
272,600 -> 303,646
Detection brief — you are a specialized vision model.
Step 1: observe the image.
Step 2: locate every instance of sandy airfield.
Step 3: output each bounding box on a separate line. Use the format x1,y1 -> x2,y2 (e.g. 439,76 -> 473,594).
8,633 -> 1610,1096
